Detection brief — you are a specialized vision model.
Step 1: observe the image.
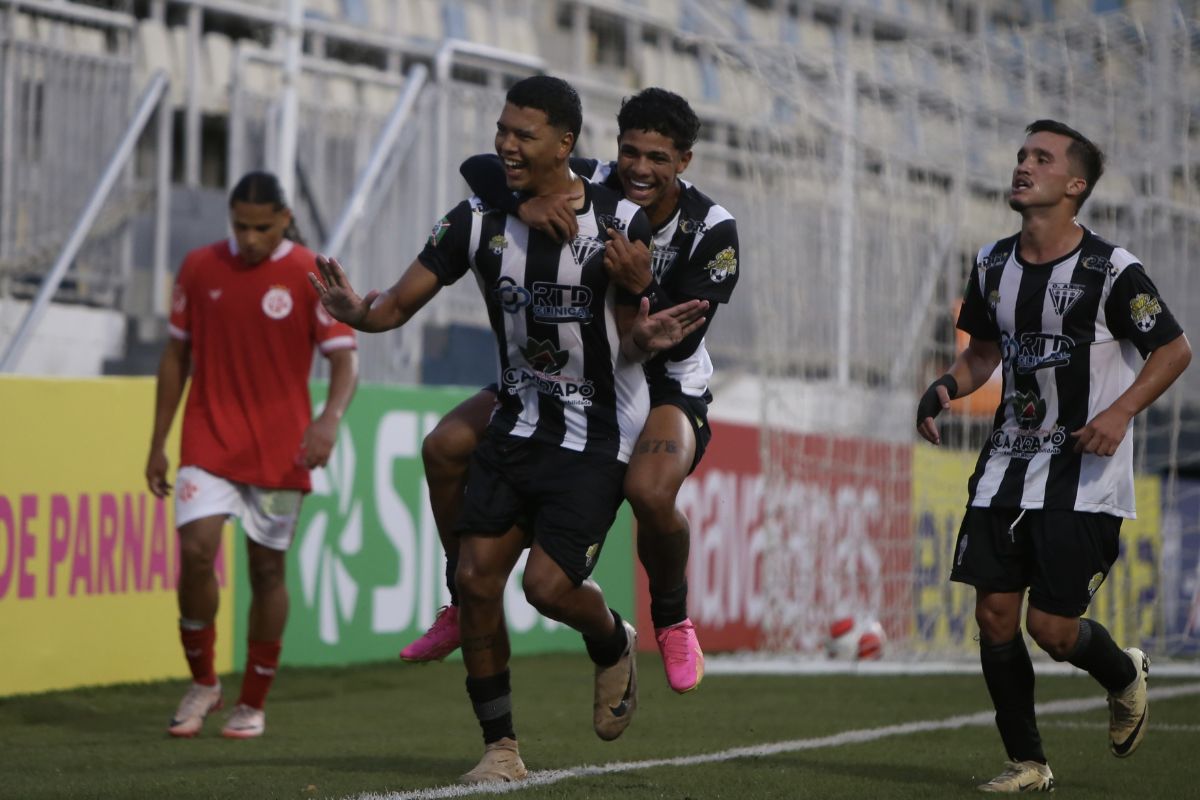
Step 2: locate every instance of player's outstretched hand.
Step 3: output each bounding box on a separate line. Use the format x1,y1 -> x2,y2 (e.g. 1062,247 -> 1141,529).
145,449 -> 172,498
632,297 -> 709,354
604,229 -> 653,293
519,193 -> 581,242
309,255 -> 380,329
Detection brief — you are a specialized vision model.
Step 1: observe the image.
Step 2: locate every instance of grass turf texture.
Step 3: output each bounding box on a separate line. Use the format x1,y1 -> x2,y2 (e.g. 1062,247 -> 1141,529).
2,653 -> 1196,799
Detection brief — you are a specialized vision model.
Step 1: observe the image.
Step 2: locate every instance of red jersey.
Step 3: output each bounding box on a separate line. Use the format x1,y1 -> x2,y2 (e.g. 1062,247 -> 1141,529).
168,238 -> 356,491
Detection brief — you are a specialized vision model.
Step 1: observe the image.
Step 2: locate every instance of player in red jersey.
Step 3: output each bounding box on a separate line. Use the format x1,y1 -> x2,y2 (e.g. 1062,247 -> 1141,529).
145,171 -> 359,740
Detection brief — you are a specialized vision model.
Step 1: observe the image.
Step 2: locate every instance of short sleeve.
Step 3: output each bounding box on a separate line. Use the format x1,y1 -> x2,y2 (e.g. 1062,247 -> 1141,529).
956,261 -> 999,341
1104,264 -> 1185,357
679,218 -> 739,304
416,200 -> 476,286
167,254 -> 195,340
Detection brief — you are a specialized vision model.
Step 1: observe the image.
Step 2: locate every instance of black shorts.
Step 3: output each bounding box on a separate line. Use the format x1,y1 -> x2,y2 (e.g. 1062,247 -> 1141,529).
949,507 -> 1122,617
454,428 -> 628,585
650,389 -> 713,474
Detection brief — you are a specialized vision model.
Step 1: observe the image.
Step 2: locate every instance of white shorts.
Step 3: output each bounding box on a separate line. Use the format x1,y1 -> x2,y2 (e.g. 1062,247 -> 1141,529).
175,465 -> 303,551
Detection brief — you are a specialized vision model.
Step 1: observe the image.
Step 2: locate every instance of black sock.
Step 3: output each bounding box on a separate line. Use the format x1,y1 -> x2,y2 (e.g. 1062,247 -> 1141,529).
445,553 -> 459,607
980,634 -> 1045,763
649,580 -> 688,629
1066,618 -> 1136,694
584,609 -> 628,667
465,670 -> 514,744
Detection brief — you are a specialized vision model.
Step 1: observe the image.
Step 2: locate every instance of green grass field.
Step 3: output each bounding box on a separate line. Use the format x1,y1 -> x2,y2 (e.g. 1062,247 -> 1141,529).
3,654 -> 1198,800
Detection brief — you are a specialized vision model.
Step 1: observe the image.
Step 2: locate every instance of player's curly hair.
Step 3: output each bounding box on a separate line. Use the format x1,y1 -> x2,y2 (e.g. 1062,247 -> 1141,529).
1026,119 -> 1105,210
228,170 -> 305,245
618,88 -> 701,153
506,75 -> 582,150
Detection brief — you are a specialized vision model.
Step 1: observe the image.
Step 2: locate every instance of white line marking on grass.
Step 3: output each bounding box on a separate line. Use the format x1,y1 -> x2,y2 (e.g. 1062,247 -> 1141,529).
345,683 -> 1200,800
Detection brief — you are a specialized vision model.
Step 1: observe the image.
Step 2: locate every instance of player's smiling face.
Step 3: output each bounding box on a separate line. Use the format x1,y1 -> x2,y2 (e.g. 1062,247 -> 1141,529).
616,128 -> 691,227
230,201 -> 290,266
1008,130 -> 1085,213
495,102 -> 573,195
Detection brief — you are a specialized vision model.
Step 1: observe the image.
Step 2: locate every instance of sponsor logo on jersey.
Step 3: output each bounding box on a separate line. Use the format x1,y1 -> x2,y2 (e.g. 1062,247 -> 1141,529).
677,217 -> 708,236
569,234 -> 604,267
989,426 -> 1068,459
262,286 -> 293,320
1130,293 -> 1162,332
1087,571 -> 1105,598
518,338 -> 569,375
532,281 -> 593,323
596,213 -> 626,233
1010,389 -> 1047,429
981,250 -> 1009,271
488,234 -> 508,255
1049,283 -> 1085,316
650,243 -> 679,279
494,276 -> 531,313
1080,254 -> 1115,276
1002,331 -> 1074,374
428,217 -> 450,246
705,247 -> 738,283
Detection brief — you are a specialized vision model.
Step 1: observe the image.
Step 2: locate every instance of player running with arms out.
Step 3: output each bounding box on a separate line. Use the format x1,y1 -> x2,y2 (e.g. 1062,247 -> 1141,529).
917,120 -> 1190,793
403,87 -> 739,697
146,171 -> 359,740
308,76 -> 708,784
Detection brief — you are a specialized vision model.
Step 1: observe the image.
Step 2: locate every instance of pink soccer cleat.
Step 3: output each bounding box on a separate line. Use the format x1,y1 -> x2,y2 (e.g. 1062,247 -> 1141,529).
399,605 -> 462,662
655,618 -> 705,694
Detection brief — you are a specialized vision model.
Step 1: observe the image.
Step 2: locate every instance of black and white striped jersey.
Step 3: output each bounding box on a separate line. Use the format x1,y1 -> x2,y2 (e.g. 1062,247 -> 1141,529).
418,180 -> 653,462
957,227 -> 1184,518
576,159 -> 740,401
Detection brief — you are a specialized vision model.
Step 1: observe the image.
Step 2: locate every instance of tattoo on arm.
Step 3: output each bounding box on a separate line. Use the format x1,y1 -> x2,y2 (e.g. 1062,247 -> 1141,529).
636,438 -> 679,455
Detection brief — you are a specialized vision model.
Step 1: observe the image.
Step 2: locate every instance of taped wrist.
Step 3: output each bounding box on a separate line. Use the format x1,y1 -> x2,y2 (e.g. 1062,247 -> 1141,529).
639,277 -> 667,314
916,374 -> 958,425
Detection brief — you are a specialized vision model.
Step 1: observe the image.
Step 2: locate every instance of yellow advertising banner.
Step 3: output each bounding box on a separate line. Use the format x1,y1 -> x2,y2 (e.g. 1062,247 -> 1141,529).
912,446 -> 1161,655
0,377 -> 234,695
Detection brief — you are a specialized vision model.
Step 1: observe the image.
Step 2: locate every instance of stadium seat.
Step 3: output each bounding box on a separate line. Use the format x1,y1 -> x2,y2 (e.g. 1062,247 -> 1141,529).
304,0 -> 342,23
463,1 -> 495,47
68,24 -> 108,55
365,0 -> 399,35
135,19 -> 185,105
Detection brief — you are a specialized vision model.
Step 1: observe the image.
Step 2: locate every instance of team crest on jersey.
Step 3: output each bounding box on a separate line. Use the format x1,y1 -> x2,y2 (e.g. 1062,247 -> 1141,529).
569,235 -> 604,266
650,243 -> 679,278
706,247 -> 737,283
262,286 -> 293,320
488,234 -> 508,255
518,338 -> 569,375
596,213 -> 625,233
532,281 -> 593,323
987,289 -> 1000,313
494,276 -> 531,313
1129,293 -> 1162,332
678,217 -> 708,236
1048,283 -> 1085,316
172,284 -> 187,314
428,217 -> 450,247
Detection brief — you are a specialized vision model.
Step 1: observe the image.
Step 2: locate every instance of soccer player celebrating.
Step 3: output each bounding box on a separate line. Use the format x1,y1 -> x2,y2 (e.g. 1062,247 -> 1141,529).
402,88 -> 739,697
308,76 -> 708,783
917,120 -> 1191,792
146,171 -> 359,739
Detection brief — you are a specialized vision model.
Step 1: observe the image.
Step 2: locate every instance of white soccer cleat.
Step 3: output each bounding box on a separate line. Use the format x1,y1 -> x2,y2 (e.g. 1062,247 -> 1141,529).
220,703 -> 266,739
459,737 -> 528,784
167,681 -> 223,738
977,760 -> 1055,793
1108,647 -> 1150,758
593,620 -> 638,741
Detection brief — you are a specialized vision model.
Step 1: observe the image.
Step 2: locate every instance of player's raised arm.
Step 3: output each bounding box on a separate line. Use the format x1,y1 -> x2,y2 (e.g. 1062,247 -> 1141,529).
310,255 -> 442,333
617,296 -> 709,363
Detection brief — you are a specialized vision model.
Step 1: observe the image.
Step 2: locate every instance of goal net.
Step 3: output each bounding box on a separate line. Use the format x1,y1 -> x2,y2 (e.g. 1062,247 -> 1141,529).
675,5 -> 1200,661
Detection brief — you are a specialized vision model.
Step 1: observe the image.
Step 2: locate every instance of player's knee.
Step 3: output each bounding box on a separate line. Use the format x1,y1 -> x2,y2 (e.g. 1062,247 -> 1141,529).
625,480 -> 678,525
178,535 -> 219,571
421,424 -> 475,475
454,561 -> 505,606
974,608 -> 1019,644
1026,621 -> 1074,661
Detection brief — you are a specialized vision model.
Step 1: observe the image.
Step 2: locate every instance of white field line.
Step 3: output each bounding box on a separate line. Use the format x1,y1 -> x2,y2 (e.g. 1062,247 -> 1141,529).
703,656 -> 1200,678
342,682 -> 1200,800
